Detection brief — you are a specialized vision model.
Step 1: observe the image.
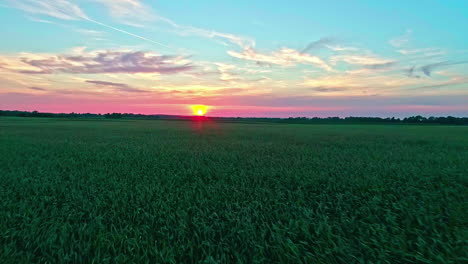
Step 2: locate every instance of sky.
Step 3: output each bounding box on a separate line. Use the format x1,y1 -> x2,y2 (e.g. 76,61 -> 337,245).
0,0 -> 467,117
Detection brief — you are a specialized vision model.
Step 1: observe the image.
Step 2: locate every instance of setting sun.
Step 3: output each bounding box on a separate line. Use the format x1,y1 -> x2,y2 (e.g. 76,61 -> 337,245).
192,105 -> 208,116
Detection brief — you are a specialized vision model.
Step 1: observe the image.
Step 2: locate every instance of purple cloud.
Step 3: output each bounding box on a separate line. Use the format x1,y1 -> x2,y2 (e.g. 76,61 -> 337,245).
18,51 -> 193,75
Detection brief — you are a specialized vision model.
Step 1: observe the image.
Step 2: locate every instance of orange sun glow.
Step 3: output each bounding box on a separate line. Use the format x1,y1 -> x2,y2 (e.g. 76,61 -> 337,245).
191,105 -> 208,116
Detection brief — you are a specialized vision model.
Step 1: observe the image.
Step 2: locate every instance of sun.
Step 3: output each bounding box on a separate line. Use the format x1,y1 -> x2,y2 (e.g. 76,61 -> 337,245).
191,105 -> 208,116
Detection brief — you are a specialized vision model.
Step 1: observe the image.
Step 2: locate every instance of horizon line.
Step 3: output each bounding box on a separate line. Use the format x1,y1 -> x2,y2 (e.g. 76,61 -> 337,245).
1,109 -> 467,119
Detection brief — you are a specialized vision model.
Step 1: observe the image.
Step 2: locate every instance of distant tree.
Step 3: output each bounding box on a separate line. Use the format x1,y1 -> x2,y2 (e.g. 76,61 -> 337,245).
104,113 -> 123,119
1,109 -> 467,125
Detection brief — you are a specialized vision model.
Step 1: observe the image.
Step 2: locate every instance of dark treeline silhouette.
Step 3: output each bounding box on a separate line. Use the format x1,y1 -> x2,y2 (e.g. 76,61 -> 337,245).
1,110 -> 467,125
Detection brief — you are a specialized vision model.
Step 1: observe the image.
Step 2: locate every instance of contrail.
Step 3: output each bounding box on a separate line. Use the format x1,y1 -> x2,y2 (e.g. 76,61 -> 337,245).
84,18 -> 172,50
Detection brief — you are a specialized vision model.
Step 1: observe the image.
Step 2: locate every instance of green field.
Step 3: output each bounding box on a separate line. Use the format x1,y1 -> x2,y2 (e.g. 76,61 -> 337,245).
1,117 -> 467,263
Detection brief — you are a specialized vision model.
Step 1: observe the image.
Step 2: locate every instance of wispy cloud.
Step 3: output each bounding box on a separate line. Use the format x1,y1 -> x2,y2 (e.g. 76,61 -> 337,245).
7,0 -> 88,20
29,86 -> 46,91
402,61 -> 468,79
420,61 -> 468,77
408,76 -> 468,90
404,66 -> 421,79
91,0 -> 156,25
325,45 -> 358,52
8,0 -> 155,23
397,48 -> 445,56
75,29 -> 105,37
214,63 -> 241,82
228,47 -> 332,71
8,0 -> 172,49
363,61 -> 397,69
133,10 -> 255,49
302,68 -> 425,96
389,29 -> 412,48
26,16 -> 55,24
330,55 -> 395,67
84,18 -> 172,49
86,80 -> 148,93
9,0 -> 254,51
309,86 -> 349,93
301,38 -> 335,53
168,22 -> 255,49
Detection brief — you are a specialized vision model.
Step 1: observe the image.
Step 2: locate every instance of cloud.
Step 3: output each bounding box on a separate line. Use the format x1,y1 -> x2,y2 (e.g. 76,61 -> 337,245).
404,66 -> 421,78
302,68 -> 427,96
228,47 -> 332,71
309,86 -> 348,92
7,0 -> 88,20
169,23 -> 255,49
144,12 -> 254,49
16,50 -> 194,75
397,48 -> 445,57
214,63 -> 241,82
29,86 -> 46,91
408,76 -> 468,90
363,61 -> 397,69
26,16 -> 55,24
10,0 -> 252,51
86,80 -> 128,87
420,61 -> 468,77
325,45 -> 358,52
91,0 -> 156,24
8,1 -> 171,49
9,0 -> 253,51
93,1 -> 256,49
330,55 -> 395,67
8,0 -> 155,23
301,37 -> 335,53
86,80 -> 148,93
404,62 -> 467,78
83,18 -> 172,49
389,29 -> 412,48
75,29 -> 105,37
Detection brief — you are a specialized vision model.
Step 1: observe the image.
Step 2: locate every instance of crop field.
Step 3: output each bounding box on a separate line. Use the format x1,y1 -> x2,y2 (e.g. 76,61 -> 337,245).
0,117 -> 467,263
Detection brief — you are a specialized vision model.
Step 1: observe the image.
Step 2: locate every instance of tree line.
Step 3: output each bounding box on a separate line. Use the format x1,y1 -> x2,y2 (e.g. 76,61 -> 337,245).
1,110 -> 467,125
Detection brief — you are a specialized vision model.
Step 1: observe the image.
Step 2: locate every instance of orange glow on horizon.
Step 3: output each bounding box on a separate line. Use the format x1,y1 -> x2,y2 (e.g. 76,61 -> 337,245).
191,105 -> 208,116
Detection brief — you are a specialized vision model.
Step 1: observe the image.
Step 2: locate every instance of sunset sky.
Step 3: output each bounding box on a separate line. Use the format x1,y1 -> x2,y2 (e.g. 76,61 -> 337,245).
0,0 -> 467,117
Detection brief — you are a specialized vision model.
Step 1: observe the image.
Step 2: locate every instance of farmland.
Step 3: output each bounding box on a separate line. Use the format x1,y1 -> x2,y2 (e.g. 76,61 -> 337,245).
0,117 -> 467,263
